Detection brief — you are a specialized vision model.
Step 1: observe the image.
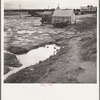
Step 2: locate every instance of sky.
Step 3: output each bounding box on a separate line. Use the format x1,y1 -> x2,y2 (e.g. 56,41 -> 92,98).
4,0 -> 97,9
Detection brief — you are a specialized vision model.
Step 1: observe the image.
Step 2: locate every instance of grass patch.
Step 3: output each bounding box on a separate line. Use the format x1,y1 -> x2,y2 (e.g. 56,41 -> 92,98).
4,52 -> 22,67
80,30 -> 97,62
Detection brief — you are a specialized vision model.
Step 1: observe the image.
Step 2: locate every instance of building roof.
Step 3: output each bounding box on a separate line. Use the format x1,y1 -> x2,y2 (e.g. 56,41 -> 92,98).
56,4 -> 60,10
53,9 -> 74,17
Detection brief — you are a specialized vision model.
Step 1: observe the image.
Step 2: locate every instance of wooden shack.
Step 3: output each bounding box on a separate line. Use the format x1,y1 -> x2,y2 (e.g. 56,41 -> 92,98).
52,9 -> 76,25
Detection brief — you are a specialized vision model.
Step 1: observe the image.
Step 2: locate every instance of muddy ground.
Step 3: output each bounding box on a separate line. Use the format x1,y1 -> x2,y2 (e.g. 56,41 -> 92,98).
4,14 -> 97,83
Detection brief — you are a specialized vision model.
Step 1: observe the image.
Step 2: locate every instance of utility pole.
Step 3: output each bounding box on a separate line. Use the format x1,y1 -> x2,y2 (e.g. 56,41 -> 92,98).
48,6 -> 49,9
19,4 -> 21,10
19,4 -> 21,18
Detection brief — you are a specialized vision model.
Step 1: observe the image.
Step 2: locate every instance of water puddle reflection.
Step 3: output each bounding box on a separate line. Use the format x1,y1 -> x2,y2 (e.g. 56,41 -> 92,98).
4,44 -> 60,80
16,44 -> 60,66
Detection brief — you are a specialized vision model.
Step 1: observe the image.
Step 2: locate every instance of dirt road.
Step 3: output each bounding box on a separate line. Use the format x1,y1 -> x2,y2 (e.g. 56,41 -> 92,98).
37,36 -> 96,83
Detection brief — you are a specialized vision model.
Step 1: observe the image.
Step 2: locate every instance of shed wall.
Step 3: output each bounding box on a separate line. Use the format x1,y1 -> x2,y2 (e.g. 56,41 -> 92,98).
52,16 -> 71,24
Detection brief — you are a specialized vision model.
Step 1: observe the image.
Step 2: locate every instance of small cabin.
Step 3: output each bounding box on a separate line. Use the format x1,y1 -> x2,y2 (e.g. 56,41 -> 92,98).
52,9 -> 76,25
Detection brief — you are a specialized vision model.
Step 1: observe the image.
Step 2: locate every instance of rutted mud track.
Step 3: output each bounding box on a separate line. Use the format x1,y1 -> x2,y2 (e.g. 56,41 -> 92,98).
37,36 -> 96,83
38,37 -> 83,83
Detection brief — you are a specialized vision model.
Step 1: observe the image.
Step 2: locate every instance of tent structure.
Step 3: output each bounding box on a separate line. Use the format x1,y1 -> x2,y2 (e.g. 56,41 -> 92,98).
52,9 -> 76,24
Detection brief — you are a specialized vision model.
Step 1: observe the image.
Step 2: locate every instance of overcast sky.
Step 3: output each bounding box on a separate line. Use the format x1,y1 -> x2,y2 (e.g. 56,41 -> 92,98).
4,0 -> 97,9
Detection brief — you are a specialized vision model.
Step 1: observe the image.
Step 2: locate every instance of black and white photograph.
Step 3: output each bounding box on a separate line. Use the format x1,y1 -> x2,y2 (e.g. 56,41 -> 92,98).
3,0 -> 98,84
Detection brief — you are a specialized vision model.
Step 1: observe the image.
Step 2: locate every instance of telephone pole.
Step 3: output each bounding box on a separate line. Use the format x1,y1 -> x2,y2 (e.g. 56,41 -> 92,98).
48,6 -> 49,9
19,4 -> 21,10
19,4 -> 21,18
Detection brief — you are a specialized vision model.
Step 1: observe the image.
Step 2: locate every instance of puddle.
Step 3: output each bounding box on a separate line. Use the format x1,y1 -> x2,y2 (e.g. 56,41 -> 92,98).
4,50 -> 15,55
4,44 -> 60,80
16,44 -> 60,66
9,67 -> 17,71
17,30 -> 34,35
